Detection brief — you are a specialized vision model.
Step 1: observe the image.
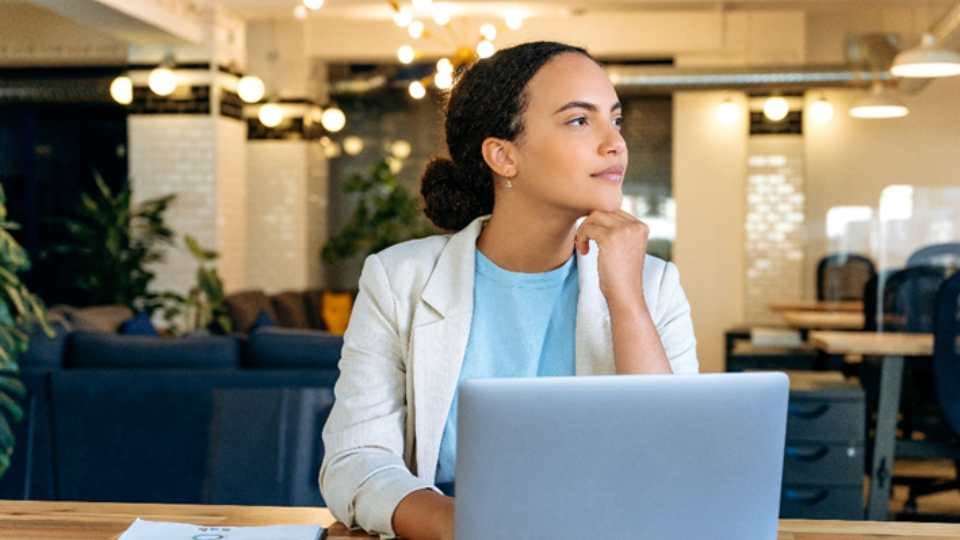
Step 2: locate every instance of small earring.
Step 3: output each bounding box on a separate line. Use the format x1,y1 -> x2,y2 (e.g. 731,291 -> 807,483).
504,179 -> 513,189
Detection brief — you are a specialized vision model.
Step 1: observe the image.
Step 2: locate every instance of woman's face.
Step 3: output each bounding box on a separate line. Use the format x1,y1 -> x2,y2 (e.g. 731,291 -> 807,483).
509,52 -> 627,215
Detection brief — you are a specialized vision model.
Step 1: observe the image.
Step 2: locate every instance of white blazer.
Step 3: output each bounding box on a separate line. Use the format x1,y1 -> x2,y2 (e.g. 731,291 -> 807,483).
319,215 -> 698,538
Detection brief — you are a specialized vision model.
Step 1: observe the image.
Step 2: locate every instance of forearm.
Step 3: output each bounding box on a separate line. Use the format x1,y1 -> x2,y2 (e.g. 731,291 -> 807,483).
609,299 -> 672,374
392,489 -> 455,540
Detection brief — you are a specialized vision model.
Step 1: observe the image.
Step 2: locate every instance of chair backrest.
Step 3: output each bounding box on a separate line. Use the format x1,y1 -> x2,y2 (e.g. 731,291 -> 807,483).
204,387 -> 334,506
876,265 -> 948,333
932,270 -> 960,434
907,242 -> 960,273
816,253 -> 877,302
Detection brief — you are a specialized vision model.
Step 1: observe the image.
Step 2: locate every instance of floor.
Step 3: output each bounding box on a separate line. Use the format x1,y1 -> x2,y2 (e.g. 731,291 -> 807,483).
891,459 -> 960,518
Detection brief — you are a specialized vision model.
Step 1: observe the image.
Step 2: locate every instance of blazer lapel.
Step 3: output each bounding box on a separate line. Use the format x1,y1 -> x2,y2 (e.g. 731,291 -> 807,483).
575,240 -> 615,375
410,216 -> 485,484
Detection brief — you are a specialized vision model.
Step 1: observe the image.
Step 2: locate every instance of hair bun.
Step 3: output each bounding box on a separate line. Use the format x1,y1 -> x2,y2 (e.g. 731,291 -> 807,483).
420,157 -> 491,231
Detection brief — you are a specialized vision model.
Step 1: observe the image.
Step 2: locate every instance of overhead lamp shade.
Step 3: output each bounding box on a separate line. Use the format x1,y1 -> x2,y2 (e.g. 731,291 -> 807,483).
258,103 -> 284,128
237,75 -> 265,103
110,76 -> 133,105
891,33 -> 960,78
849,84 -> 909,119
148,66 -> 177,96
321,107 -> 347,132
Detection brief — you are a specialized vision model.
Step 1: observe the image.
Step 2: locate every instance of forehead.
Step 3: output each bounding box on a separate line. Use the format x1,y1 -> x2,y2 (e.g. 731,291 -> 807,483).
523,53 -> 619,113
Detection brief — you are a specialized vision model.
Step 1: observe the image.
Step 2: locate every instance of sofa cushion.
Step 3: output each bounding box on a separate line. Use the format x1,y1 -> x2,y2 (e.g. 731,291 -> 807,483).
66,332 -> 239,369
68,305 -> 134,333
270,291 -> 310,329
224,291 -> 277,334
20,321 -> 69,370
118,312 -> 158,336
245,327 -> 343,370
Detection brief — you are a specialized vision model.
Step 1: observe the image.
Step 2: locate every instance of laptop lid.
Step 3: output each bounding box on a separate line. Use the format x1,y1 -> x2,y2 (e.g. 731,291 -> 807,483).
454,372 -> 788,540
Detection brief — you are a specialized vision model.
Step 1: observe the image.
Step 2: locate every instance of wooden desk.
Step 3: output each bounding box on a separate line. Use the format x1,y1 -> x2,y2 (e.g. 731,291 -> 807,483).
3,500 -> 960,539
808,331 -> 935,522
770,300 -> 863,313
781,311 -> 865,330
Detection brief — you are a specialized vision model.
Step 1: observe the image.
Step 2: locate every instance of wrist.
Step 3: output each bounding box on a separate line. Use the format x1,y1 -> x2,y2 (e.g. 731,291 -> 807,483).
607,294 -> 650,322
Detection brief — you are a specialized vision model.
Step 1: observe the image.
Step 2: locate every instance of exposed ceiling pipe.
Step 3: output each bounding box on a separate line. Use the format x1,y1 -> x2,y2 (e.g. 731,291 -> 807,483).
609,65 -> 892,93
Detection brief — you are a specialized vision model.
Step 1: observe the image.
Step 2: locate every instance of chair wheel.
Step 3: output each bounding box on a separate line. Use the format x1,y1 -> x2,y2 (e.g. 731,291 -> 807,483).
904,498 -> 918,514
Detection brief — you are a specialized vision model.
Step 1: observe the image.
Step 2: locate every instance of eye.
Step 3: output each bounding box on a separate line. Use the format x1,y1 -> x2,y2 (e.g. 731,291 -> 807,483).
613,116 -> 624,129
567,116 -> 588,127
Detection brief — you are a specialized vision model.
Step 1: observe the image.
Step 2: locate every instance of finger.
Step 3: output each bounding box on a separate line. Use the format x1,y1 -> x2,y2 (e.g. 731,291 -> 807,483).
616,209 -> 640,223
576,222 -> 610,255
583,210 -> 623,228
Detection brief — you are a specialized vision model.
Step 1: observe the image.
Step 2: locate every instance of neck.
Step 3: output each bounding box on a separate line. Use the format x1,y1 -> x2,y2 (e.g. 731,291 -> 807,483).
476,195 -> 581,273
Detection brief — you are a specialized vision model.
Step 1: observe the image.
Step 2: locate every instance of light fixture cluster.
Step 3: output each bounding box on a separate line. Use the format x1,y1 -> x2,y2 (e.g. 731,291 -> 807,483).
389,1 -> 527,100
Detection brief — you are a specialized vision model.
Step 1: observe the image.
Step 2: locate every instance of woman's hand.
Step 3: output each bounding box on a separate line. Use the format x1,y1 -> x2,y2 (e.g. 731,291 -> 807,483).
574,209 -> 650,315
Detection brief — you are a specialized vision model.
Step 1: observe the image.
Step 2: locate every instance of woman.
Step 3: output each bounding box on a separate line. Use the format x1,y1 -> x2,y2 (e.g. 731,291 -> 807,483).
320,41 -> 698,540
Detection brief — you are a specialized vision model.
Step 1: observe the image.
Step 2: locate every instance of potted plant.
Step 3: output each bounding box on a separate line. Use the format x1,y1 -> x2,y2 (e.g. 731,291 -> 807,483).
0,184 -> 50,477
157,235 -> 232,336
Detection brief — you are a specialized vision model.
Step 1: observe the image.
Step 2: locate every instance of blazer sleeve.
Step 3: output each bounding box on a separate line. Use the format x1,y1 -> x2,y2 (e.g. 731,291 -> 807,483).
319,253 -> 438,539
656,262 -> 699,374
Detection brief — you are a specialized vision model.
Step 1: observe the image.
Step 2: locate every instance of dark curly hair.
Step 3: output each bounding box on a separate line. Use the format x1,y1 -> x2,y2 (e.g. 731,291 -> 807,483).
420,41 -> 594,231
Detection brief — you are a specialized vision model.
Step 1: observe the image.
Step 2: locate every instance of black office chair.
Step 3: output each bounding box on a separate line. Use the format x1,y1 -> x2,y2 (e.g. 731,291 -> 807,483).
907,243 -> 960,274
817,253 -> 876,302
898,269 -> 960,515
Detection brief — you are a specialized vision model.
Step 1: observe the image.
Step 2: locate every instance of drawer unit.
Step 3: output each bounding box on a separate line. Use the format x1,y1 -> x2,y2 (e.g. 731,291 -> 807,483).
782,442 -> 864,485
780,485 -> 863,519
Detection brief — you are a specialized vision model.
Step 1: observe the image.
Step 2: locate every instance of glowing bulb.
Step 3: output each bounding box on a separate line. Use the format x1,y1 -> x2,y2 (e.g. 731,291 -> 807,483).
408,20 -> 424,39
237,75 -> 265,103
437,58 -> 453,74
480,23 -> 497,41
387,157 -> 403,174
324,141 -> 342,158
434,70 -> 453,90
293,5 -> 307,19
343,135 -> 364,156
110,76 -> 133,105
390,140 -> 412,159
320,107 -> 346,132
409,81 -> 426,99
397,45 -> 415,64
504,11 -> 524,30
762,96 -> 790,122
258,103 -> 284,128
303,0 -> 324,9
393,7 -> 413,27
432,7 -> 451,25
715,98 -> 741,124
148,66 -> 177,96
476,40 -> 496,59
809,96 -> 834,124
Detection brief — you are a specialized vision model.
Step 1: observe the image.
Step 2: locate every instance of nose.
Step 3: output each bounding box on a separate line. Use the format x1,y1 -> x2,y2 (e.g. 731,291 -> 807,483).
599,124 -> 627,157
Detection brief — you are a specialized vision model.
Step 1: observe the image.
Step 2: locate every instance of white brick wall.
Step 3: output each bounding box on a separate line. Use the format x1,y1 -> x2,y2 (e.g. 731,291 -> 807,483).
246,141 -> 328,293
215,117 -> 248,292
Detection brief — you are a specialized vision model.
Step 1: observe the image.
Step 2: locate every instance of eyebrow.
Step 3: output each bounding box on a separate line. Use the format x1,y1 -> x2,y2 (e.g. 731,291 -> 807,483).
553,101 -> 622,115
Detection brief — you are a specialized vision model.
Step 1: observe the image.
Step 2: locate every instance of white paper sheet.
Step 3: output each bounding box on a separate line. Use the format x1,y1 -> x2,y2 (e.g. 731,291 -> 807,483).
118,518 -> 324,540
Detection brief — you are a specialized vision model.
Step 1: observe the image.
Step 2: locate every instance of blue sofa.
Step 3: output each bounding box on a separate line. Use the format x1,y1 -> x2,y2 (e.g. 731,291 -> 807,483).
0,324 -> 344,506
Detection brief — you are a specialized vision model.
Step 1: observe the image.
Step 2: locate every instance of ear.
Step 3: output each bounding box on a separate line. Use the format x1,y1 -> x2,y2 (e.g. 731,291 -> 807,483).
480,137 -> 519,178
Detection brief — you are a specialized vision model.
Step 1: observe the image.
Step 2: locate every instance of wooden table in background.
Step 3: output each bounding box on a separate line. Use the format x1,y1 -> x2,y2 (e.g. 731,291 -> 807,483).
770,300 -> 863,313
809,331 -> 935,522
781,310 -> 865,330
4,500 -> 960,539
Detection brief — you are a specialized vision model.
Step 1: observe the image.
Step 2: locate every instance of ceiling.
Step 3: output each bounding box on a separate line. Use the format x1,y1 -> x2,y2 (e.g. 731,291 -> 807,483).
220,0 -> 958,20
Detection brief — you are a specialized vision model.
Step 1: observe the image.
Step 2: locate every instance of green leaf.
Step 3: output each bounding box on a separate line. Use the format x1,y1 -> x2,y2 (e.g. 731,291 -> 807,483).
0,392 -> 22,424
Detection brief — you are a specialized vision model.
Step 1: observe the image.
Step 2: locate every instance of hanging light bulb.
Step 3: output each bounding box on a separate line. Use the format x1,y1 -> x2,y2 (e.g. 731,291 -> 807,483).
387,157 -> 403,174
480,23 -> 497,41
476,40 -> 496,59
258,103 -> 284,128
891,33 -> 960,78
397,45 -> 416,64
504,11 -> 524,30
390,139 -> 412,159
110,75 -> 133,105
849,82 -> 909,119
237,75 -> 265,103
715,97 -> 741,124
343,136 -> 364,156
293,5 -> 308,19
434,70 -> 453,90
408,20 -> 425,39
762,96 -> 790,122
303,0 -> 324,10
320,106 -> 347,132
324,141 -> 342,159
437,58 -> 453,74
409,81 -> 426,99
148,55 -> 178,97
394,7 -> 413,27
808,95 -> 834,124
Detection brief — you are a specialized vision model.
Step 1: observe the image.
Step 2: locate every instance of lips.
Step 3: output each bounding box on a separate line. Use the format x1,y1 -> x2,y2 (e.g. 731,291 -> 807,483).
590,165 -> 625,183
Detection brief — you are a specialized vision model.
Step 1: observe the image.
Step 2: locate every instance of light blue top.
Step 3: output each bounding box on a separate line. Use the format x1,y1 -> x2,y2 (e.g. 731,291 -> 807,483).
434,248 -> 579,495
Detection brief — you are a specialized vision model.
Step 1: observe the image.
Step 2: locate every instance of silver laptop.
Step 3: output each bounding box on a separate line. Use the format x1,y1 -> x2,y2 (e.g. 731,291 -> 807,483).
454,372 -> 788,540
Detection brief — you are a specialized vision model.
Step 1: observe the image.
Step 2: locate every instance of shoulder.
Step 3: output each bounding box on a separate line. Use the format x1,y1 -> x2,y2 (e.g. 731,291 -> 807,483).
372,233 -> 452,272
